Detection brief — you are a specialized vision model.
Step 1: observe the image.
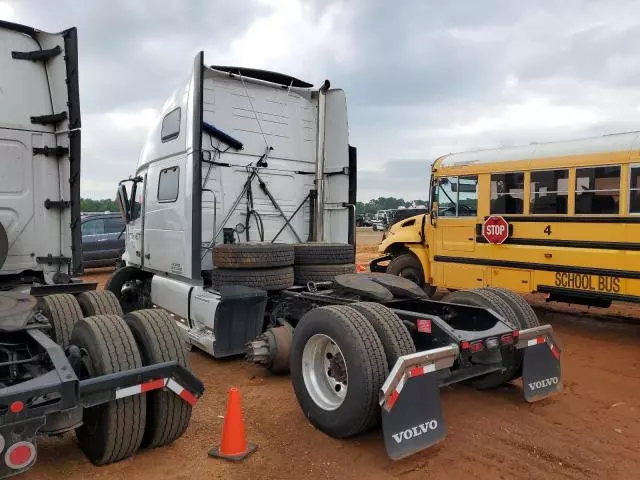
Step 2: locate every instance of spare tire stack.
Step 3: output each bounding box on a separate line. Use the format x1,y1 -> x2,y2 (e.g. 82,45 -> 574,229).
293,243 -> 356,285
211,243 -> 295,291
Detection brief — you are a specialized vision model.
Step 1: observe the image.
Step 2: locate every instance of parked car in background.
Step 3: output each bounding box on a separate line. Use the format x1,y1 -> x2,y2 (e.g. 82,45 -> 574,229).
81,212 -> 125,268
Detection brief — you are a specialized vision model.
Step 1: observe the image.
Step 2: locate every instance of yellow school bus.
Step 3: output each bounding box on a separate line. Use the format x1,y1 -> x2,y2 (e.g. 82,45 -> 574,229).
371,131 -> 640,307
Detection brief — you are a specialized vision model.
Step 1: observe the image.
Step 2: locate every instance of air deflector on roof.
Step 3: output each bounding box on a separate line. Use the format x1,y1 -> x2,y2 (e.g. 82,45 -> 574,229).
210,65 -> 313,88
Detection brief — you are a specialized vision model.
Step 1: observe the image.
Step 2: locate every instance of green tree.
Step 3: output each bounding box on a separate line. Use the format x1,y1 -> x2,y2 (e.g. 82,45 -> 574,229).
81,198 -> 118,213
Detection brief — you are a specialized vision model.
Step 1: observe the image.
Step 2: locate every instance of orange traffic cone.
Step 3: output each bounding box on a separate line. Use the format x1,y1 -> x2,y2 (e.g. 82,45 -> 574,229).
209,387 -> 257,462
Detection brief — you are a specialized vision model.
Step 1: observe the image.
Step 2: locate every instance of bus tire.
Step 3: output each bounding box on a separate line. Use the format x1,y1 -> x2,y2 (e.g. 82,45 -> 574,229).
386,253 -> 436,297
483,287 -> 540,329
71,315 -> 146,465
77,290 -> 124,317
124,309 -> 192,448
441,288 -> 521,389
39,294 -> 84,349
290,305 -> 387,438
346,302 -> 415,370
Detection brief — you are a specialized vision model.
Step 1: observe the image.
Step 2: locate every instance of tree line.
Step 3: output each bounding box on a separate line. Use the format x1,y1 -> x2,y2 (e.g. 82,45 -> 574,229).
81,198 -> 118,213
80,196 -> 428,216
356,197 -> 427,216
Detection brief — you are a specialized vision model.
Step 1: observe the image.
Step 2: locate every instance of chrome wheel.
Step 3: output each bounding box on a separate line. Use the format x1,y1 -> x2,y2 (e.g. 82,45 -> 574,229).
301,334 -> 348,411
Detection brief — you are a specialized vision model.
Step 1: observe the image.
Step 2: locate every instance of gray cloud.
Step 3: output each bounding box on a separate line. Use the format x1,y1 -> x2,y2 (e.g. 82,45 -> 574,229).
5,0 -> 640,201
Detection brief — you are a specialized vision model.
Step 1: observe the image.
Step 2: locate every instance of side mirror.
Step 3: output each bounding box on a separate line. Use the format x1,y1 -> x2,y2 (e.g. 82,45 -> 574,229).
116,184 -> 131,223
430,208 -> 437,225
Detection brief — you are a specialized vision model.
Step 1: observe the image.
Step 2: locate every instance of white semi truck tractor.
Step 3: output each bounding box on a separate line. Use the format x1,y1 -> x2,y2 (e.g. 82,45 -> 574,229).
108,52 -> 563,461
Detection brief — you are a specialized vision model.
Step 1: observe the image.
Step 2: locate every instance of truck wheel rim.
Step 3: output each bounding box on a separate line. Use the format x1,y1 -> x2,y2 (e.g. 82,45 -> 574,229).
301,334 -> 348,411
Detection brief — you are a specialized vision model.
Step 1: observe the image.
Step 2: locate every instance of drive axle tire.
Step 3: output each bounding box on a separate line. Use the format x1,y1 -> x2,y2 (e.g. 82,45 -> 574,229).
346,302 -> 415,370
39,294 -> 83,348
105,266 -> 152,314
77,290 -> 124,317
211,266 -> 294,291
483,287 -> 540,329
290,305 -> 387,438
213,243 -> 294,269
386,253 -> 436,297
70,315 -> 146,465
441,288 -> 521,389
293,264 -> 355,284
293,243 -> 355,265
124,309 -> 191,448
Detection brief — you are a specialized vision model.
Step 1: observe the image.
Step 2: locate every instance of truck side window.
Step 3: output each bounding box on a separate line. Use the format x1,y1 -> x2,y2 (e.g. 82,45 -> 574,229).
438,177 -> 457,216
457,176 -> 478,216
630,166 -> 640,214
530,169 -> 569,214
161,107 -> 181,142
158,166 -> 180,203
491,172 -> 524,214
575,165 -> 620,214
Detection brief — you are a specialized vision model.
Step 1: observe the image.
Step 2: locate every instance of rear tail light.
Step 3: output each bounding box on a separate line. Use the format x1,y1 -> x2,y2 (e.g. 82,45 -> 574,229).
460,340 -> 470,351
5,441 -> 36,470
513,329 -> 519,339
470,340 -> 484,353
9,401 -> 24,414
500,333 -> 514,345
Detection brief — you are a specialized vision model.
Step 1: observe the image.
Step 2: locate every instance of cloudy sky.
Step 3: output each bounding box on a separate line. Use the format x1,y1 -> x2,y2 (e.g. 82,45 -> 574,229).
3,0 -> 640,202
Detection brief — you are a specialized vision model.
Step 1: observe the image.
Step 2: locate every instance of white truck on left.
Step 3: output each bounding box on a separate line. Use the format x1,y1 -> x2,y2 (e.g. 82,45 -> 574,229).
0,20 -> 203,478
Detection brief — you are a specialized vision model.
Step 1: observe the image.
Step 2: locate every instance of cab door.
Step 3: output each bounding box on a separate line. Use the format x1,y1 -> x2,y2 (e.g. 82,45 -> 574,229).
431,175 -> 482,288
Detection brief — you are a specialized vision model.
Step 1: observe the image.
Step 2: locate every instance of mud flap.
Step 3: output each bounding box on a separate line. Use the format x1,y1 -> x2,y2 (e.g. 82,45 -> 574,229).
378,345 -> 459,460
381,371 -> 444,460
517,325 -> 562,402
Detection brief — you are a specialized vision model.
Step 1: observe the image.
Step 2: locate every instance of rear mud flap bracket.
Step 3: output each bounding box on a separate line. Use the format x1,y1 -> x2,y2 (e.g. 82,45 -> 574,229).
379,345 -> 459,460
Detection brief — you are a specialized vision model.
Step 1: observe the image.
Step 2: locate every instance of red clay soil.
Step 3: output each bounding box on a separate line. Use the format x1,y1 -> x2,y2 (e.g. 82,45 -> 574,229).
26,240 -> 640,479
26,288 -> 640,479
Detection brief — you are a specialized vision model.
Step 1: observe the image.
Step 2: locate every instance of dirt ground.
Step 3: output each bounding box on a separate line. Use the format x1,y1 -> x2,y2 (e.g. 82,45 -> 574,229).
25,230 -> 640,479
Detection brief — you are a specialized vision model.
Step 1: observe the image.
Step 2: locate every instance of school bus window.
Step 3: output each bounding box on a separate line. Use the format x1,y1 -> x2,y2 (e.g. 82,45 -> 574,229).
490,172 -> 524,214
629,165 -> 640,213
457,176 -> 478,216
438,177 -> 457,217
575,165 -> 620,214
530,169 -> 568,214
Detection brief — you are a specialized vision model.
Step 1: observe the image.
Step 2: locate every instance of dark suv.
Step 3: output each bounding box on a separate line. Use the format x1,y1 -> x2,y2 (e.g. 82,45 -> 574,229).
81,212 -> 125,268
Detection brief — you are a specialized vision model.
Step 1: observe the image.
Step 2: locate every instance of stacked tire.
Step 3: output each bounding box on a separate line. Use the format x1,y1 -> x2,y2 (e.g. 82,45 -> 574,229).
211,243 -> 295,291
292,243 -> 356,285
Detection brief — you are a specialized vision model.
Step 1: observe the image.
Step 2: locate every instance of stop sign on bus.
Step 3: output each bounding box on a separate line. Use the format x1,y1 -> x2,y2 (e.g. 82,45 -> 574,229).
482,216 -> 509,244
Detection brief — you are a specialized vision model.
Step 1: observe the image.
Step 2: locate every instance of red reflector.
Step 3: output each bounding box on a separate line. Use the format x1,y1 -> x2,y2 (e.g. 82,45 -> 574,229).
9,401 -> 23,414
5,442 -> 35,470
416,319 -> 432,333
470,341 -> 484,353
500,333 -> 514,345
461,341 -> 470,350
